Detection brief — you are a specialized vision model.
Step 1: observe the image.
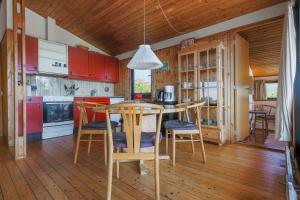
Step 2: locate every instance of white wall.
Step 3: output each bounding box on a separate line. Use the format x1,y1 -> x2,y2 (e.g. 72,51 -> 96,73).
4,0 -> 108,55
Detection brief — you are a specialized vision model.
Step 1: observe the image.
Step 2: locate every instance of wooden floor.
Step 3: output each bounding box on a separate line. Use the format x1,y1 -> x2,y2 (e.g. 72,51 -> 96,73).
0,135 -> 286,200
241,130 -> 287,151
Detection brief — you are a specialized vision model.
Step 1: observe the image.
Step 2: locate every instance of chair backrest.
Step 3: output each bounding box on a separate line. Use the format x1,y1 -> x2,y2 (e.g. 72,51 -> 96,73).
176,102 -> 205,127
105,103 -> 164,154
265,105 -> 276,115
76,102 -> 107,128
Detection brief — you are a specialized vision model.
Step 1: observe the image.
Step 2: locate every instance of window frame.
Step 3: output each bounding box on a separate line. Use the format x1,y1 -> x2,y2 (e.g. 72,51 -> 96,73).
131,69 -> 152,100
264,81 -> 278,100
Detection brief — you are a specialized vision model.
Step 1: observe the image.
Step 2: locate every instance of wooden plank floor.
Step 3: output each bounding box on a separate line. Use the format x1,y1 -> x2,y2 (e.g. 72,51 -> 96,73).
0,136 -> 286,200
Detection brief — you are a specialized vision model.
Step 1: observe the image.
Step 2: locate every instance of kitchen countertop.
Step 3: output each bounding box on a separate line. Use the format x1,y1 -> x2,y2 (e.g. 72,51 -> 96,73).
74,96 -> 125,98
27,95 -> 125,98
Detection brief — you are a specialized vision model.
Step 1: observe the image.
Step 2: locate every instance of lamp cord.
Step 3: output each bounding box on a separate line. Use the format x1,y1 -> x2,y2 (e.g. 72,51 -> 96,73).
144,0 -> 146,44
157,0 -> 186,34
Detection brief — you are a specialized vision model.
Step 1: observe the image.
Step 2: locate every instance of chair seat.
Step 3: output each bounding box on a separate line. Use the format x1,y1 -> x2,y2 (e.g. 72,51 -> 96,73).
113,132 -> 162,148
164,120 -> 197,130
82,121 -> 118,130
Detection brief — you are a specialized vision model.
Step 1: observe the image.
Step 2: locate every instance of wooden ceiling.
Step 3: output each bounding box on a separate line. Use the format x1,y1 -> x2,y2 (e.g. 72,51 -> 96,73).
239,18 -> 283,77
26,0 -> 285,55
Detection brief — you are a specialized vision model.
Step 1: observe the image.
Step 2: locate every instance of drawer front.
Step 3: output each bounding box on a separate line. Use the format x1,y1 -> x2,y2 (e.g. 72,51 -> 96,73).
202,128 -> 220,140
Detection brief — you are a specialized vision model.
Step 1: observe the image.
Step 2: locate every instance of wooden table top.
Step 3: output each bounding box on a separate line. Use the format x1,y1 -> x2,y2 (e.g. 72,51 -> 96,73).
93,106 -> 186,114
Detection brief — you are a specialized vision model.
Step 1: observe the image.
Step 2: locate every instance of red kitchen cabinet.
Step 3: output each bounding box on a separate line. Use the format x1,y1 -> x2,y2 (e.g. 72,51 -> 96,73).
18,35 -> 39,74
18,97 -> 43,141
73,97 -> 110,128
105,56 -> 119,83
68,46 -> 89,78
88,51 -> 106,81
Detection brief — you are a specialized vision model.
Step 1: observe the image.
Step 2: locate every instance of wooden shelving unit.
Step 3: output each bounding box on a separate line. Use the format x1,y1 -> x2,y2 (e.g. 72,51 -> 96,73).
178,41 -> 226,145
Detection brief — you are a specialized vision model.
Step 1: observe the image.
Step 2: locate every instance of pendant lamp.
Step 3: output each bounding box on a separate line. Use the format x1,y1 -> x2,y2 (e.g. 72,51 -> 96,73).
127,0 -> 163,70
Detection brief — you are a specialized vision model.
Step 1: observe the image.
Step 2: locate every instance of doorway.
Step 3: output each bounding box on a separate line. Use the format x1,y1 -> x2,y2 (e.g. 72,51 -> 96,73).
237,18 -> 287,150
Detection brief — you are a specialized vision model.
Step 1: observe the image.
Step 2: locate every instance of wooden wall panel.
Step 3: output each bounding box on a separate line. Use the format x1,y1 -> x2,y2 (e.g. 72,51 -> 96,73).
114,58 -> 131,100
151,46 -> 180,99
114,45 -> 180,99
0,34 -> 3,137
1,30 -> 15,146
114,32 -> 229,100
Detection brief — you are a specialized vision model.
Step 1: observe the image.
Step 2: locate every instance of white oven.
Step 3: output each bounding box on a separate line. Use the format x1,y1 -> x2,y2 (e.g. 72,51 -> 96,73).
42,96 -> 74,139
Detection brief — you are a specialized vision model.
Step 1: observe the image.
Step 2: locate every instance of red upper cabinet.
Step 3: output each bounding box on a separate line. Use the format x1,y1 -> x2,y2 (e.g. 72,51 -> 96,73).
88,51 -> 106,81
68,46 -> 89,78
18,35 -> 38,74
105,56 -> 119,83
88,52 -> 119,83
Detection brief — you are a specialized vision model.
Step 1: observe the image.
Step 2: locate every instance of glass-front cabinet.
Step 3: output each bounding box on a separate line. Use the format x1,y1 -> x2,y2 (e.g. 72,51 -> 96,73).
178,41 -> 226,145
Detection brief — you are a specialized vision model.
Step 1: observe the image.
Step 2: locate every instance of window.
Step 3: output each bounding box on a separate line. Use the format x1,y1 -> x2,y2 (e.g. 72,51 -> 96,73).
133,69 -> 151,94
265,82 -> 278,99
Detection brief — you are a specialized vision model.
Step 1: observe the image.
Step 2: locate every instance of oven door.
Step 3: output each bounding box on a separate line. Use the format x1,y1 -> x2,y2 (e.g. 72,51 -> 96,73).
43,102 -> 73,125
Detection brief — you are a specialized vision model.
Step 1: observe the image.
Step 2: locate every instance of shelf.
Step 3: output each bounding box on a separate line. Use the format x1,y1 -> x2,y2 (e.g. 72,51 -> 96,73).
199,66 -> 217,71
181,70 -> 194,73
181,88 -> 194,90
198,86 -> 217,89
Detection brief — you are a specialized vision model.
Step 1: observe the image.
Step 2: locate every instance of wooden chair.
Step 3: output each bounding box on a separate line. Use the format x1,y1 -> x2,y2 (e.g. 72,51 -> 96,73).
105,103 -> 164,200
164,102 -> 206,166
253,105 -> 276,139
74,102 -> 118,164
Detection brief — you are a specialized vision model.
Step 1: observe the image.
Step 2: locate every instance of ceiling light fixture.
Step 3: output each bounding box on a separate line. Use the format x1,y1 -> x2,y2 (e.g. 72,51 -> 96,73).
127,0 -> 163,70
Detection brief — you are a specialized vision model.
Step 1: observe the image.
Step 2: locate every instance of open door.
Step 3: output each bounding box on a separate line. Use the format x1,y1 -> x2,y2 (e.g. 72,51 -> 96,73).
234,33 -> 250,141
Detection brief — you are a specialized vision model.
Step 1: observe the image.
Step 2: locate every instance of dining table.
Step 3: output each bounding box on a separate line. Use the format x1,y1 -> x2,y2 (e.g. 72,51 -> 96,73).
93,105 -> 186,175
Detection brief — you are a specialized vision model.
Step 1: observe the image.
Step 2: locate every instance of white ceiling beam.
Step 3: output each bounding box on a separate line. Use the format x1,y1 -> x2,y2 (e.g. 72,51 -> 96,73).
116,2 -> 287,60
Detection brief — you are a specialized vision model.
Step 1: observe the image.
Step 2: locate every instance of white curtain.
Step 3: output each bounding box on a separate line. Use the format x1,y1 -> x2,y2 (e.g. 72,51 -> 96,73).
275,1 -> 296,141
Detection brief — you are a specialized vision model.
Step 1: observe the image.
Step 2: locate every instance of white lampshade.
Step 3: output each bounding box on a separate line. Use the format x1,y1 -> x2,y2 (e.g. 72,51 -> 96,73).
127,45 -> 163,70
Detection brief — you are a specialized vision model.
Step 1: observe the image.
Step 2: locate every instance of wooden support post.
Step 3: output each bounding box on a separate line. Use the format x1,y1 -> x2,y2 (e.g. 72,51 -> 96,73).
13,0 -> 26,159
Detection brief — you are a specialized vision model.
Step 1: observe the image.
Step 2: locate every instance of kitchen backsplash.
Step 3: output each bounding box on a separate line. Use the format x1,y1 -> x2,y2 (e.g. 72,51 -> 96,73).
28,75 -> 114,97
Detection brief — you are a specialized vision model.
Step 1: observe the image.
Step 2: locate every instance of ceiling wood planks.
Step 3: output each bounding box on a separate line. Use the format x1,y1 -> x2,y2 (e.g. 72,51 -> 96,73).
239,18 -> 283,77
26,0 -> 285,55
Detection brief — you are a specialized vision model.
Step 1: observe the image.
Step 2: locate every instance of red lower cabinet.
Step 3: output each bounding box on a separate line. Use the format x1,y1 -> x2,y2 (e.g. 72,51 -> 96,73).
73,97 -> 110,128
18,97 -> 43,141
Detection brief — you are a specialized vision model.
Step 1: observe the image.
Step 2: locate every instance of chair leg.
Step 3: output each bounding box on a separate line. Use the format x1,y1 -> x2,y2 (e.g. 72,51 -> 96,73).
253,118 -> 257,142
190,134 -> 195,154
107,154 -> 113,200
88,134 -> 93,154
165,130 -> 169,154
155,153 -> 160,200
172,132 -> 176,167
116,148 -> 120,179
74,131 -> 81,164
199,131 -> 206,164
104,132 -> 107,165
265,119 -> 269,139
